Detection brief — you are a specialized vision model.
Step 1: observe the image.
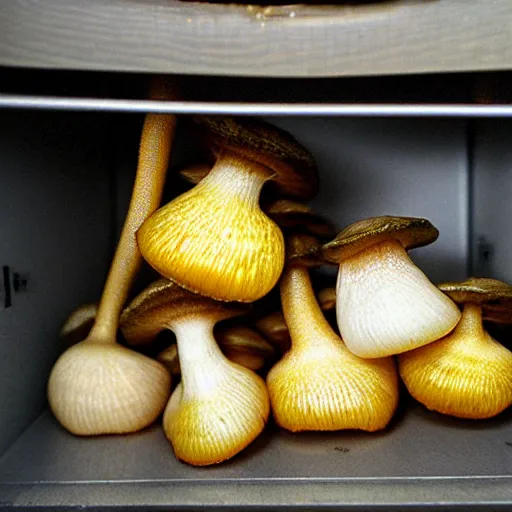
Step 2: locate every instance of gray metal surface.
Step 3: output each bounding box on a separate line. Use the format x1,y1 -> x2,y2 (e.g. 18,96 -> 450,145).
0,112 -> 115,457
472,120 -> 512,282
1,407 -> 512,508
0,0 -> 512,78
267,117 -> 469,283
5,94 -> 512,117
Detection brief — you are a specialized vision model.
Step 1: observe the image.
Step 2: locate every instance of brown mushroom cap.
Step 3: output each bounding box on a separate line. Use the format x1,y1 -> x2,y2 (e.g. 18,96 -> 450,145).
59,303 -> 98,346
286,233 -> 325,268
483,304 -> 512,325
322,216 -> 439,262
439,277 -> 512,317
120,279 -> 248,346
317,287 -> 336,312
255,311 -> 291,353
217,325 -> 275,359
266,199 -> 337,239
179,163 -> 211,185
157,344 -> 181,376
188,116 -> 319,201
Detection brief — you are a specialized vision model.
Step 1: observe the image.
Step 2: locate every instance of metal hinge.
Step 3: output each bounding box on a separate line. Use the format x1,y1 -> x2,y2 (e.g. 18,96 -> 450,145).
1,265 -> 29,309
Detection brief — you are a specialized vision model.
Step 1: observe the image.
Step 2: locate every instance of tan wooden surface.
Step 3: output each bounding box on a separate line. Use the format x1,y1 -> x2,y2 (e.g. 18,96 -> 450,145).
0,0 -> 511,77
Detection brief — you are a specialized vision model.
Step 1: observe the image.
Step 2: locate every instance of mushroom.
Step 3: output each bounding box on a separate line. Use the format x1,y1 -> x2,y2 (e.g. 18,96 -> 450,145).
158,344 -> 181,376
180,163 -> 334,241
216,325 -> 275,370
47,79 -> 176,435
317,287 -> 337,312
267,234 -> 399,432
59,303 -> 98,347
265,199 -> 337,240
120,279 -> 270,466
158,325 -> 275,373
137,116 -> 318,303
398,278 -> 512,419
255,311 -> 291,355
179,162 -> 211,185
252,198 -> 336,355
322,216 -> 461,358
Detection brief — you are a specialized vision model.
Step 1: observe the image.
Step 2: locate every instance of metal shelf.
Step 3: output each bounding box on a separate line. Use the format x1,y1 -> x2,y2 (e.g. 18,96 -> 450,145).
1,408 -> 512,509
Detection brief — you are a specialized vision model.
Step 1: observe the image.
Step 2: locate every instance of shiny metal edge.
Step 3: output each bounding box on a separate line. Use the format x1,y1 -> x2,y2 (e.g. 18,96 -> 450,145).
2,94 -> 512,117
2,477 -> 512,509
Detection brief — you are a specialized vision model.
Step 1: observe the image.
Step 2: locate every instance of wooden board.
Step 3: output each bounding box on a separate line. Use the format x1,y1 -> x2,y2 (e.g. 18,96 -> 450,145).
0,0 -> 511,78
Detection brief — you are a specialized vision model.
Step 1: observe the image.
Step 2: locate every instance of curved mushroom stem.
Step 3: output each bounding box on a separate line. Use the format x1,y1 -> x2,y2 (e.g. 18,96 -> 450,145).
171,317 -> 228,392
48,84 -> 176,435
88,112 -> 175,344
455,303 -> 486,340
267,263 -> 399,433
281,266 -> 338,352
196,151 -> 274,205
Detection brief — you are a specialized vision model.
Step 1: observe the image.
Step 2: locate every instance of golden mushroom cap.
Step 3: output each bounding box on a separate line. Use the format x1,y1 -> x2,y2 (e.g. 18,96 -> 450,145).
322,215 -> 439,263
164,364 -> 269,466
121,279 -> 248,345
188,116 -> 319,201
399,278 -> 512,419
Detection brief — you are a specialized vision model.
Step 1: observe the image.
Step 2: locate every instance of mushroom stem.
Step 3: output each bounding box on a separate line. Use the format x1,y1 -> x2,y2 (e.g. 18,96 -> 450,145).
171,317 -> 227,392
162,312 -> 269,465
196,151 -> 273,206
281,266 -> 337,350
398,300 -> 512,419
89,113 -> 175,344
267,262 -> 398,433
455,303 -> 486,340
48,88 -> 176,435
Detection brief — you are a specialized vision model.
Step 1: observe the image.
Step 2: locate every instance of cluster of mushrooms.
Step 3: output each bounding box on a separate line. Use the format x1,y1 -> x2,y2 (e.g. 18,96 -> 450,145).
47,92 -> 512,466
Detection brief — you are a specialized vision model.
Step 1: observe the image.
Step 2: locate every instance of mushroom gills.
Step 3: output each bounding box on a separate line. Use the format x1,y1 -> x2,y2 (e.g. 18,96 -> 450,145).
336,238 -> 461,358
138,152 -> 285,303
163,315 -> 270,466
399,278 -> 512,419
49,343 -> 170,435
